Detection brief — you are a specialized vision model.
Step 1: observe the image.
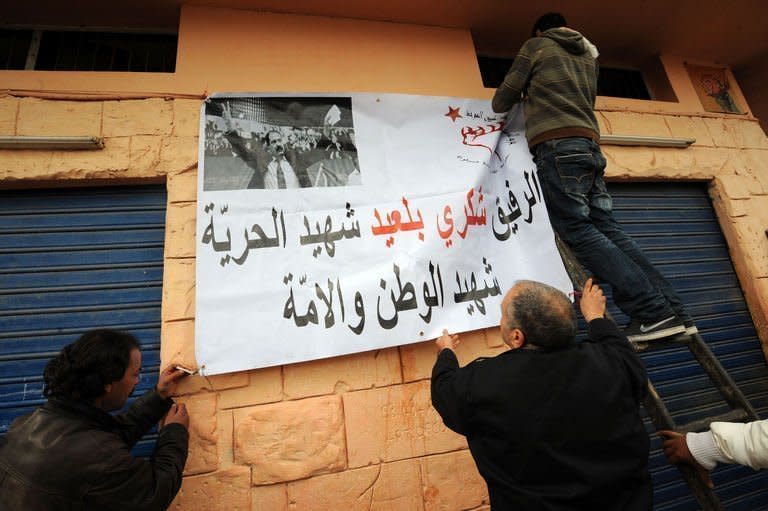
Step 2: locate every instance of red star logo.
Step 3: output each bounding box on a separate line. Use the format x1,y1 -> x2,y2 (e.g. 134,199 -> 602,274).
444,106 -> 462,122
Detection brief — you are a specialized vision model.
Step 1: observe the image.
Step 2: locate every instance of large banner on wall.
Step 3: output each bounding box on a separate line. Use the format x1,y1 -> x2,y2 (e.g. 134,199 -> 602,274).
196,93 -> 572,376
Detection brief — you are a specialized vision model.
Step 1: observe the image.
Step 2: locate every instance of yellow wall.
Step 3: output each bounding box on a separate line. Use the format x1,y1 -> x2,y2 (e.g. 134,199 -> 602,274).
178,7 -> 484,96
1,6 -> 767,510
0,6 -> 484,98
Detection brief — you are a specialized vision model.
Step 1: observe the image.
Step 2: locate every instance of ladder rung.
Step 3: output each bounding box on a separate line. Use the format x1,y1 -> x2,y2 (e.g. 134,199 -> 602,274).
631,333 -> 692,352
677,408 -> 750,433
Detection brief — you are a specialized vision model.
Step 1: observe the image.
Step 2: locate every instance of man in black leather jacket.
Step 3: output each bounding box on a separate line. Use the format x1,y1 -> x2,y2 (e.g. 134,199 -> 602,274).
0,329 -> 190,510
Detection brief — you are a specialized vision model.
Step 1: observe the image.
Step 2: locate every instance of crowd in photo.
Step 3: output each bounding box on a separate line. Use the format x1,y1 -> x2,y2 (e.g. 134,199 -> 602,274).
204,117 -> 360,189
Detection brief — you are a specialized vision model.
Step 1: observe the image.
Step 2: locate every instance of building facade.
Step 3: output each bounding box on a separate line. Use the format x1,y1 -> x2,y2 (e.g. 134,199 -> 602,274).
1,3 -> 767,509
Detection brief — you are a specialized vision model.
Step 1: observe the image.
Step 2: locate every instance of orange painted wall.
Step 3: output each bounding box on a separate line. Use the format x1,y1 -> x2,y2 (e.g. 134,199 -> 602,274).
0,6 -> 487,98
178,7 -> 485,96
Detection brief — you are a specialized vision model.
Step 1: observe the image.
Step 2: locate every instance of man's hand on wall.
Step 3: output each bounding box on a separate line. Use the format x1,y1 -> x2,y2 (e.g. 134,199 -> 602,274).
163,403 -> 190,430
435,329 -> 460,352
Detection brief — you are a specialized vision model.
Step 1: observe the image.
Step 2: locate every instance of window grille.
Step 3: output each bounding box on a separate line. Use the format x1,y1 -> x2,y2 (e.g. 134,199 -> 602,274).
0,28 -> 177,72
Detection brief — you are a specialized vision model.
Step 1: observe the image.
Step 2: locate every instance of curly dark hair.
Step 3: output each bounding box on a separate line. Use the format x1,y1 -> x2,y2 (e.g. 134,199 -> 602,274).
43,329 -> 140,401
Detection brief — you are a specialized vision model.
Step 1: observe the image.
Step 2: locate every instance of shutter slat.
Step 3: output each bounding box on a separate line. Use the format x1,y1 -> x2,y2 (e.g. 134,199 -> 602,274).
607,182 -> 768,510
0,186 -> 166,466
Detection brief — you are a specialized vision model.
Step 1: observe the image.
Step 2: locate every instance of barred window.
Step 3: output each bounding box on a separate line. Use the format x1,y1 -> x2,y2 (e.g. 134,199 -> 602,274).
0,29 -> 33,70
0,28 -> 177,72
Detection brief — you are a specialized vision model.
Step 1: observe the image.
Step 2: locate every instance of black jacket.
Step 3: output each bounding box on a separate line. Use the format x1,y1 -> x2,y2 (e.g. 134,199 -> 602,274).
431,318 -> 652,510
0,389 -> 188,511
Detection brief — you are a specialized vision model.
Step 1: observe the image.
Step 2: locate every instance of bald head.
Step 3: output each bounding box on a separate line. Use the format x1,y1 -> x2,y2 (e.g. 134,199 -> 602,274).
500,280 -> 576,349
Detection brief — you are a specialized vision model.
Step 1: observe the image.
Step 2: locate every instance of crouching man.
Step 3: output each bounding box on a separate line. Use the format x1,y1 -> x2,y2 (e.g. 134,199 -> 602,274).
0,329 -> 190,510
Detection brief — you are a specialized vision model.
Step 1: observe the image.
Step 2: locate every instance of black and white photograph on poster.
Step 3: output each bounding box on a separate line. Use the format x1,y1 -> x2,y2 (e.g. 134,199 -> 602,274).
203,96 -> 360,191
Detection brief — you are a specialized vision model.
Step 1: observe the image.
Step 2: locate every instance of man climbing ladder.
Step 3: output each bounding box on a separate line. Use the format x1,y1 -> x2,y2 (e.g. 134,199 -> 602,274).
492,12 -> 694,342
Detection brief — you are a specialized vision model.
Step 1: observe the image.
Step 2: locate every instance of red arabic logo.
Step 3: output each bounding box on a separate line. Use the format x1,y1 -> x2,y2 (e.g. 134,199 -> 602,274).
460,122 -> 505,155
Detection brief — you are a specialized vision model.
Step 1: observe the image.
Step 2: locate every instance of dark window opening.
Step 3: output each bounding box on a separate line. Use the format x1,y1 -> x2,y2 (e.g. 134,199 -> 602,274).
0,29 -> 177,72
0,29 -> 33,70
477,55 -> 514,89
596,68 -> 650,100
478,55 -> 653,101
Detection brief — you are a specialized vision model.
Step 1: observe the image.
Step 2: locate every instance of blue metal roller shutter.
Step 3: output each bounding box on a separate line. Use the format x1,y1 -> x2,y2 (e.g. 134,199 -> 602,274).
0,185 -> 166,457
606,182 -> 768,510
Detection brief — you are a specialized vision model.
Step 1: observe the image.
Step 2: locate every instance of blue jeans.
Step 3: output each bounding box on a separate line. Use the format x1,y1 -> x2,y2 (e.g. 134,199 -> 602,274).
534,137 -> 688,322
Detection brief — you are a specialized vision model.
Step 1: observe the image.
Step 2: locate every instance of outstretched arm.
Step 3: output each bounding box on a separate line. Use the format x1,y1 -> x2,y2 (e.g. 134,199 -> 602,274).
221,101 -> 235,132
659,420 -> 768,489
86,420 -> 189,510
430,330 -> 470,435
709,420 -> 768,470
492,41 -> 536,113
581,278 -> 648,402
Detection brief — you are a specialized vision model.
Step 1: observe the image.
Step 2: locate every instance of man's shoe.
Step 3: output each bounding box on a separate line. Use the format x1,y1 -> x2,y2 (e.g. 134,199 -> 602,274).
624,316 -> 686,342
683,319 -> 699,335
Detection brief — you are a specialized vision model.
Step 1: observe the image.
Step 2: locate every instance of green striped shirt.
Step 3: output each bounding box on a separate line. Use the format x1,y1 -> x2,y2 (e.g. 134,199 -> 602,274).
492,28 -> 600,148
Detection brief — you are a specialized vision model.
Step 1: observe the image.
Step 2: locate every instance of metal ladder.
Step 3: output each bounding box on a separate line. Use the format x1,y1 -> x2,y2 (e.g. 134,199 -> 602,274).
555,236 -> 760,510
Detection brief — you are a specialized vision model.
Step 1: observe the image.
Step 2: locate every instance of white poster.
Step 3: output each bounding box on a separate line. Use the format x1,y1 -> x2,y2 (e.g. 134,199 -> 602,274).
196,93 -> 572,375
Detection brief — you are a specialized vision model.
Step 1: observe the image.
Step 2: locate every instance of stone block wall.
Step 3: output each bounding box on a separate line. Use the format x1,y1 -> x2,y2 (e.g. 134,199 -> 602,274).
595,110 -> 768,344
1,94 -> 767,510
168,329 -> 500,510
